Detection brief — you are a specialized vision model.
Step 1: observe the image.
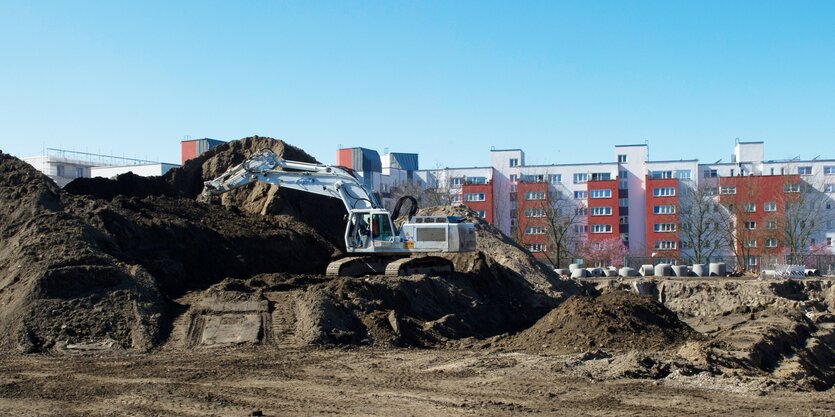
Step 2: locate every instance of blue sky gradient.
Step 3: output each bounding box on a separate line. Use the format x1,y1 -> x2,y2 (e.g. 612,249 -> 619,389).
1,1 -> 834,167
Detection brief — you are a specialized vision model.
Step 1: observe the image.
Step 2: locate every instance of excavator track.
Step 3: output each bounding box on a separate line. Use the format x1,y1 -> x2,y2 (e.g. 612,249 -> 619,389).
326,256 -> 454,277
384,256 -> 454,277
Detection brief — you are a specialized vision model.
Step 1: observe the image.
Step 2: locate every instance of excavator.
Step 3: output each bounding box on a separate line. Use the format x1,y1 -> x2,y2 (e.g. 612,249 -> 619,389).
200,149 -> 477,277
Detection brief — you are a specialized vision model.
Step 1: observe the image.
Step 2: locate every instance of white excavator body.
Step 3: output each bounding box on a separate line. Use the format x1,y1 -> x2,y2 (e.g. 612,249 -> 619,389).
200,149 -> 477,276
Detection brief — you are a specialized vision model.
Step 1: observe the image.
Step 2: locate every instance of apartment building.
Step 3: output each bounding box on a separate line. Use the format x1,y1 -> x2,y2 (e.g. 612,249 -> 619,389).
340,141 -> 835,265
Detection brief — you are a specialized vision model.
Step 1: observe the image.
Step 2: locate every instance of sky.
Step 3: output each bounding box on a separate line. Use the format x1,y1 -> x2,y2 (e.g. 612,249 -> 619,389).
1,1 -> 834,168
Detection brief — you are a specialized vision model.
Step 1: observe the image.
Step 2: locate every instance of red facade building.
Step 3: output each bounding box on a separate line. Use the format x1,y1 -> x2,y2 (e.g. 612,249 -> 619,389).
586,179 -> 619,243
718,175 -> 800,264
645,177 -> 680,259
461,182 -> 494,224
515,181 -> 550,258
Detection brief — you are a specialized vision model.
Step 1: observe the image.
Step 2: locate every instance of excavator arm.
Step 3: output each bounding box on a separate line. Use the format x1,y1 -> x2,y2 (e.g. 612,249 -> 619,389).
200,149 -> 380,212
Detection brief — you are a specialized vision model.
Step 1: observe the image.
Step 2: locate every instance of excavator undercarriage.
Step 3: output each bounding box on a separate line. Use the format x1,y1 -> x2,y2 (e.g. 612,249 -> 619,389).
325,255 -> 455,277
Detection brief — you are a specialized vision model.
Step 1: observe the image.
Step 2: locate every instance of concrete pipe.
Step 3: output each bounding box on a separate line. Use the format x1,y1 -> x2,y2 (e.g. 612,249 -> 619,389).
619,267 -> 638,277
709,262 -> 727,277
692,264 -> 707,277
671,265 -> 689,277
640,264 -> 655,276
586,268 -> 604,277
554,268 -> 571,277
654,263 -> 672,277
604,269 -> 618,277
571,268 -> 588,279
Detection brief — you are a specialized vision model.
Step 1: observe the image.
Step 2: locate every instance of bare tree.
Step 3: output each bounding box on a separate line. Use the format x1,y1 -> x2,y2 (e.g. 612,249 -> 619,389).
387,172 -> 455,211
778,175 -> 834,261
514,186 -> 584,268
677,179 -> 728,264
716,177 -> 767,273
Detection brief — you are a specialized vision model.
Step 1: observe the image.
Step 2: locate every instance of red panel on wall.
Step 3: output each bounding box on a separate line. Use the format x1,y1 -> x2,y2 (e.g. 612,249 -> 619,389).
587,179 -> 619,242
181,141 -> 197,165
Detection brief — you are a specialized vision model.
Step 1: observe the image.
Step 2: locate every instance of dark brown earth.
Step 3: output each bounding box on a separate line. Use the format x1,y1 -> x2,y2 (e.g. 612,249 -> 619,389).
503,291 -> 701,354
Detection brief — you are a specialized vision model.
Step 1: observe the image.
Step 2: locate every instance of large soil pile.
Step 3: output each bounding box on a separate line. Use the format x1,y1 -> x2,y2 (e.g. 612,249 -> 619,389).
0,148 -> 334,352
503,291 -> 700,353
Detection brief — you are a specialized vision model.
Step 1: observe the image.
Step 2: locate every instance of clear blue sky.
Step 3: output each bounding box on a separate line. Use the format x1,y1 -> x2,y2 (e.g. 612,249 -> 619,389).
2,1 -> 834,167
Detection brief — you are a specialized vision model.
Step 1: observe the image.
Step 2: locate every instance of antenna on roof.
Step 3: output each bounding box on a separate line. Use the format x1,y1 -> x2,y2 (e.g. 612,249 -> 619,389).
714,159 -> 722,164
491,146 -> 495,151
813,155 -> 820,160
735,137 -> 740,144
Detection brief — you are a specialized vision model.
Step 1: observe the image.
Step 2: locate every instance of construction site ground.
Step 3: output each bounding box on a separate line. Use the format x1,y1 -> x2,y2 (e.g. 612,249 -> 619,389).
1,346 -> 833,417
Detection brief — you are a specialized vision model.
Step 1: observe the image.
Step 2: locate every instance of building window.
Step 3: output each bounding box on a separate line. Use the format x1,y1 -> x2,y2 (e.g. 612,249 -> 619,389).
525,208 -> 545,218
824,166 -> 835,175
618,179 -> 628,189
653,205 -> 676,214
675,170 -> 692,180
465,193 -> 486,202
704,169 -> 718,178
798,166 -> 812,176
466,176 -> 487,185
56,165 -> 65,177
590,207 -> 612,216
744,203 -> 756,212
574,225 -> 588,233
619,215 -> 628,224
450,177 -> 463,186
591,172 -> 611,181
765,220 -> 777,229
524,191 -> 546,200
591,224 -> 612,233
525,226 -> 545,235
653,240 -> 677,250
475,210 -> 486,218
509,158 -> 519,167
574,191 -> 588,199
75,167 -> 84,178
618,154 -> 627,163
618,198 -> 628,207
590,189 -> 612,199
744,221 -> 757,230
825,184 -> 835,193
548,174 -> 561,184
509,174 -> 517,183
573,173 -> 588,184
746,239 -> 757,247
784,183 -> 800,193
653,187 -> 675,197
527,243 -> 546,252
765,238 -> 777,247
575,207 -> 588,216
764,202 -> 777,212
747,256 -> 758,266
451,195 -> 461,204
827,237 -> 832,246
653,223 -> 677,233
719,186 -> 736,195
649,170 -> 673,179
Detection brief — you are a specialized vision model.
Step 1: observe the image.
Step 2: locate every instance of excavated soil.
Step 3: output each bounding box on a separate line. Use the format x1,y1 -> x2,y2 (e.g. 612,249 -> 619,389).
502,291 -> 701,354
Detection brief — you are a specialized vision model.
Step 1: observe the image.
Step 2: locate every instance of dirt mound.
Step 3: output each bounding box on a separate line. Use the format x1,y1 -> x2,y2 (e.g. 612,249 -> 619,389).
0,150 -> 335,353
503,291 -> 699,353
0,152 -> 164,352
66,136 -> 348,250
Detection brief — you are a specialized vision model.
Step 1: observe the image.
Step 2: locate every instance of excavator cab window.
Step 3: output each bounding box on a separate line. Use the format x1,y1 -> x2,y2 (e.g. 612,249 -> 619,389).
371,213 -> 394,241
